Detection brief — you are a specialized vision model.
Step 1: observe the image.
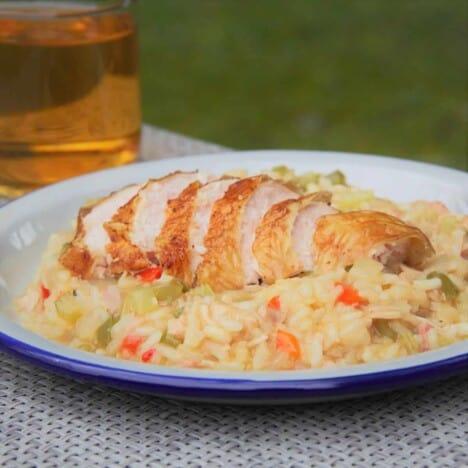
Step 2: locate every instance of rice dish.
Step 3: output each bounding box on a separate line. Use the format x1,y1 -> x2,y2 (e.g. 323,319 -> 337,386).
14,167 -> 468,371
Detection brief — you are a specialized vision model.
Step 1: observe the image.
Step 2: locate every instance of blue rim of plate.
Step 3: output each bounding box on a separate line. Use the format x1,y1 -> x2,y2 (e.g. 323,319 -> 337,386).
1,150 -> 467,403
1,331 -> 467,403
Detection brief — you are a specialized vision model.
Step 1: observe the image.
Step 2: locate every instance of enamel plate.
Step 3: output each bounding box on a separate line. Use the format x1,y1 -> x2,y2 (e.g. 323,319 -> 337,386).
1,151 -> 467,404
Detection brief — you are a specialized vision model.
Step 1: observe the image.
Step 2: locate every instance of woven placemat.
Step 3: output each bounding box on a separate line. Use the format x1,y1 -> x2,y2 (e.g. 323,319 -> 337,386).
1,126 -> 467,466
1,350 -> 467,466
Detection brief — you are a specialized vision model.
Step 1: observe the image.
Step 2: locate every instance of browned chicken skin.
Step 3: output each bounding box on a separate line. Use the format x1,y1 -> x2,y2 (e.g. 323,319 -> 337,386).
154,181 -> 201,285
195,176 -> 266,291
195,176 -> 298,290
253,192 -> 336,284
60,184 -> 141,279
313,210 -> 434,272
104,171 -> 208,275
60,172 -> 435,291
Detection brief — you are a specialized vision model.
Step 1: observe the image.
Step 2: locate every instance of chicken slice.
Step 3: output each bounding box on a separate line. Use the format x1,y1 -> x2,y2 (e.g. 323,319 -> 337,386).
105,171 -> 208,275
253,192 -> 336,284
196,176 -> 298,291
195,176 -> 264,291
240,180 -> 298,284
313,210 -> 435,272
189,177 -> 238,275
60,184 -> 141,278
154,181 -> 202,285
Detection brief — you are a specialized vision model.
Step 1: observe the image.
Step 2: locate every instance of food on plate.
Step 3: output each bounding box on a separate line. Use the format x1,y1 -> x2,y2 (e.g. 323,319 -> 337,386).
14,167 -> 468,371
61,171 -> 210,278
59,171 -> 433,291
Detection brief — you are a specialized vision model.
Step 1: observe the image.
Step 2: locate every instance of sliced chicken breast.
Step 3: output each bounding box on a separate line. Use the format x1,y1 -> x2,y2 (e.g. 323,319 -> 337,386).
313,210 -> 435,272
188,177 -> 238,275
60,184 -> 141,278
292,193 -> 337,271
154,181 -> 202,285
61,172 -> 436,290
196,176 -> 297,291
105,171 -> 209,275
253,192 -> 336,284
240,180 -> 298,284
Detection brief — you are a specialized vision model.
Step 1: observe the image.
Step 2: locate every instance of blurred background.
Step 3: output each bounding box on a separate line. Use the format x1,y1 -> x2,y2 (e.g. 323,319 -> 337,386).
137,0 -> 467,170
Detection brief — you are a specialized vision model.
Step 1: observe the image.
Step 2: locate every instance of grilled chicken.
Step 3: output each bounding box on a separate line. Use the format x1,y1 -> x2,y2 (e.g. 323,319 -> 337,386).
154,181 -> 202,285
60,184 -> 141,278
60,172 -> 435,291
104,171 -> 209,275
195,176 -> 298,290
313,210 -> 435,272
188,177 -> 239,275
253,192 -> 336,284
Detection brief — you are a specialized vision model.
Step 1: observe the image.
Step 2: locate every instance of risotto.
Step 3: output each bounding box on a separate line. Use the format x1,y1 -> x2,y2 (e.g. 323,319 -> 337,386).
14,167 -> 468,371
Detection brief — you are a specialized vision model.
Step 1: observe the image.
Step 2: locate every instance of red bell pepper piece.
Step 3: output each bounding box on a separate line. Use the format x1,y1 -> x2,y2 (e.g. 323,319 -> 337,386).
267,295 -> 281,310
41,284 -> 51,300
335,281 -> 366,307
138,266 -> 163,283
276,330 -> 301,360
141,348 -> 157,363
120,335 -> 144,355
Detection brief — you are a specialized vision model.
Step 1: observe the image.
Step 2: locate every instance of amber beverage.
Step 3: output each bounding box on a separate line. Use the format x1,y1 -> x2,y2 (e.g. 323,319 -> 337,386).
0,1 -> 140,197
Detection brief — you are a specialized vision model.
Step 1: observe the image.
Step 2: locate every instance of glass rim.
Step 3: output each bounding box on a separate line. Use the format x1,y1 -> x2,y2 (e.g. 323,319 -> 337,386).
0,1 -> 135,20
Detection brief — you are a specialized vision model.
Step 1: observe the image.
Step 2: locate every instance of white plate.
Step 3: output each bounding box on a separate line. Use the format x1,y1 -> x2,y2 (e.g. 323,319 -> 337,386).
1,150 -> 467,404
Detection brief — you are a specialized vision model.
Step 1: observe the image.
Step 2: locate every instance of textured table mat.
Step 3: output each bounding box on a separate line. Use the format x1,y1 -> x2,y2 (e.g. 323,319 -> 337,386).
1,126 -> 467,466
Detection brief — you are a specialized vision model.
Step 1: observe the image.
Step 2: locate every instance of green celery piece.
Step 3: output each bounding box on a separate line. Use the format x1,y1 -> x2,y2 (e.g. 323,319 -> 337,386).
122,286 -> 156,315
55,291 -> 84,323
296,171 -> 320,190
96,315 -> 120,347
372,319 -> 397,340
271,165 -> 292,177
151,279 -> 185,303
427,271 -> 460,300
160,329 -> 182,347
390,321 -> 419,354
326,170 -> 347,185
191,284 -> 215,296
172,306 -> 184,318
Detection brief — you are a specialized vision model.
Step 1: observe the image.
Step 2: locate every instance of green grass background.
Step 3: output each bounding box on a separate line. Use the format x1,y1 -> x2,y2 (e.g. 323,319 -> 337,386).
137,0 -> 467,170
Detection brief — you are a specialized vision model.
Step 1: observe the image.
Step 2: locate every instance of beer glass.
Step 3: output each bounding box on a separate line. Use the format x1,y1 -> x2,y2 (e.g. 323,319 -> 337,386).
0,0 -> 140,197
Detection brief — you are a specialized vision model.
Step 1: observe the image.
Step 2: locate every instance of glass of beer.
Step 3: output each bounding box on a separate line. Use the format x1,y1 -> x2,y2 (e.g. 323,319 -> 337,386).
0,0 -> 140,198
